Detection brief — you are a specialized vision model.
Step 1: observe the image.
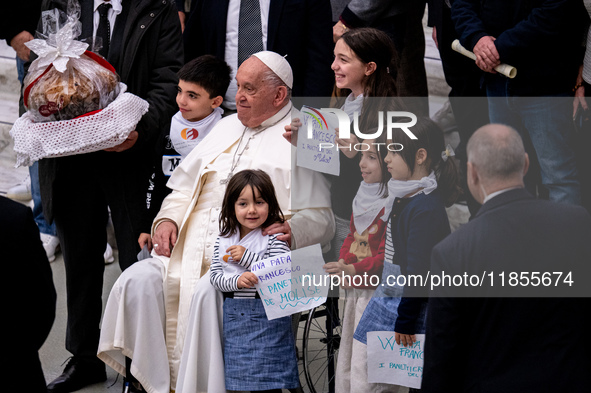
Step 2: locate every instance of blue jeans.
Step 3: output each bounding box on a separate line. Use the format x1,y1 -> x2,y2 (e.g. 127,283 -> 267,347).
486,76 -> 581,205
17,57 -> 57,236
16,57 -> 25,84
30,161 -> 58,236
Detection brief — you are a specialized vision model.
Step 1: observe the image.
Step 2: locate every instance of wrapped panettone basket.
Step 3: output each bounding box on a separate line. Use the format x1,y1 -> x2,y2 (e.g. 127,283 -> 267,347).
23,50 -> 121,122
10,6 -> 149,167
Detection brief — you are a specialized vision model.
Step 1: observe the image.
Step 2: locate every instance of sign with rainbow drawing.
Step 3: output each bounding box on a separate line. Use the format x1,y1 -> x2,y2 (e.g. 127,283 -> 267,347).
296,106 -> 340,176
253,244 -> 327,320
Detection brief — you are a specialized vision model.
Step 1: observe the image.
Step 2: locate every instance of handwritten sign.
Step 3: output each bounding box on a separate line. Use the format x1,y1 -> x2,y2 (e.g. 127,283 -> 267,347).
296,106 -> 340,176
252,244 -> 327,320
367,332 -> 425,389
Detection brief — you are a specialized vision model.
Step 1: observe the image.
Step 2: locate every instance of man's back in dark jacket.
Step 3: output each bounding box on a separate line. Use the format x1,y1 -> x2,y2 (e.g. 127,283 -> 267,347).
423,188 -> 591,392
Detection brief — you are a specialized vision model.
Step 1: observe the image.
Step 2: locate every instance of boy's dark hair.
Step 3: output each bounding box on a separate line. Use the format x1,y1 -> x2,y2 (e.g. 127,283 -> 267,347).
219,169 -> 285,237
177,55 -> 232,98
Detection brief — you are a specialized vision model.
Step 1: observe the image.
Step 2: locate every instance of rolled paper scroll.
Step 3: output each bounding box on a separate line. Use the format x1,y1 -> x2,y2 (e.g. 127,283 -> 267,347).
451,39 -> 517,79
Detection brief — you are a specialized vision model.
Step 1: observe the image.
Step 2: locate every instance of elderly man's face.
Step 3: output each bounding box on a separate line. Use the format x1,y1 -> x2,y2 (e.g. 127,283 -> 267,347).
235,57 -> 282,128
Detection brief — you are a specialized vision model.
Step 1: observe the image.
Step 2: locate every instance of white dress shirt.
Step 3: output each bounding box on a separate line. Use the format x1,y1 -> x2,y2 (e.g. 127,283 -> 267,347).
93,0 -> 123,40
224,0 -> 270,110
482,186 -> 522,204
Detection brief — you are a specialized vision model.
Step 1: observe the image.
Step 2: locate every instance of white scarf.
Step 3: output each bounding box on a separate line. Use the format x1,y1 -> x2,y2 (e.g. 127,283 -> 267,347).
382,171 -> 438,219
341,93 -> 363,121
352,181 -> 389,234
169,107 -> 224,159
217,227 -> 269,279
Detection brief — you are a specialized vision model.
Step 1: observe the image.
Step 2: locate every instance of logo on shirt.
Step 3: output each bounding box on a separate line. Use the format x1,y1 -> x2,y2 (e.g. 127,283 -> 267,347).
181,128 -> 199,140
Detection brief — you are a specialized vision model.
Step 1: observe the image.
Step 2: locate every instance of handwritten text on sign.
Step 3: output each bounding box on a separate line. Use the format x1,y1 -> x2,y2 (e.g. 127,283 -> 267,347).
367,332 -> 425,389
296,106 -> 340,176
252,244 -> 327,320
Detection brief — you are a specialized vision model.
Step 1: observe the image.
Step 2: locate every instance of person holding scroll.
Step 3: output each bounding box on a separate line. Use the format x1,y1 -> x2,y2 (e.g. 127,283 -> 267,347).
451,0 -> 585,206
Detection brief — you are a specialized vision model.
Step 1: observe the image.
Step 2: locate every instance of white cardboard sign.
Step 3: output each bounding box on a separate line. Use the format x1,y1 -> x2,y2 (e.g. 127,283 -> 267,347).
367,332 -> 426,389
296,106 -> 340,176
252,244 -> 327,320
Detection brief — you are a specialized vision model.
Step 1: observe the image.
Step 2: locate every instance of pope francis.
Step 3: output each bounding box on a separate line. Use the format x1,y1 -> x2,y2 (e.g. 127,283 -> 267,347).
97,51 -> 335,393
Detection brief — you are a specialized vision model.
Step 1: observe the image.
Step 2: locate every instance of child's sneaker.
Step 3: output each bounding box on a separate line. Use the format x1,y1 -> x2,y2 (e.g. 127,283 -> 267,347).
40,233 -> 60,262
104,243 -> 115,264
6,175 -> 32,201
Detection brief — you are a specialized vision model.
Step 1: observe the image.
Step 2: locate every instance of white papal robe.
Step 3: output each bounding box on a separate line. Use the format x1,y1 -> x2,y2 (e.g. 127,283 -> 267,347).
98,103 -> 335,393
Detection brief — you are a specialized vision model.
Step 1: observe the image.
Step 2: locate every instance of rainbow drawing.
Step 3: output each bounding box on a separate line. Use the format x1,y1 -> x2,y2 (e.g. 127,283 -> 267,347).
302,106 -> 329,130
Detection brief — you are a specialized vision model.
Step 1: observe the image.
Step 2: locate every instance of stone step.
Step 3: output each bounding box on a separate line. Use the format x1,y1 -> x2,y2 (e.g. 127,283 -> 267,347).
0,41 -> 20,97
0,42 -> 26,194
0,123 -> 28,195
0,94 -> 20,124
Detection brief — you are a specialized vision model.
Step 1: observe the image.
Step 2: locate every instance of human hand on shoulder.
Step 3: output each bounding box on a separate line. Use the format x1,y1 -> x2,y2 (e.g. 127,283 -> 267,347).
237,271 -> 258,289
226,245 -> 246,262
263,221 -> 291,247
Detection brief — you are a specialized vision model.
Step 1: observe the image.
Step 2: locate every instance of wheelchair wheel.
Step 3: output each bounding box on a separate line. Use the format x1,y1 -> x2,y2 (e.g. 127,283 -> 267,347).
300,297 -> 342,393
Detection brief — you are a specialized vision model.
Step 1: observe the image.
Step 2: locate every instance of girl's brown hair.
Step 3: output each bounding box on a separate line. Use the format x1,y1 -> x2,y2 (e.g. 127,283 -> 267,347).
332,28 -> 401,132
219,169 -> 285,237
390,117 -> 462,207
334,27 -> 398,99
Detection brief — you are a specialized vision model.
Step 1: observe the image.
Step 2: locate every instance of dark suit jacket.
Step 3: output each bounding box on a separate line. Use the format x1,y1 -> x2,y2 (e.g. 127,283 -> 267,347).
1,196 -> 56,392
422,188 -> 591,392
183,0 -> 335,97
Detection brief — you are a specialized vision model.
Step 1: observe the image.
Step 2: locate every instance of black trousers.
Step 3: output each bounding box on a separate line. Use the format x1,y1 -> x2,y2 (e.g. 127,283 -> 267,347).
432,1 -> 489,215
51,151 -> 147,358
373,3 -> 430,117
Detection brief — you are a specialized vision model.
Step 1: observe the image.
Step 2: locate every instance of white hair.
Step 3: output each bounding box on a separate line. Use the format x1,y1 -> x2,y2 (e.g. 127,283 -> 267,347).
261,67 -> 292,101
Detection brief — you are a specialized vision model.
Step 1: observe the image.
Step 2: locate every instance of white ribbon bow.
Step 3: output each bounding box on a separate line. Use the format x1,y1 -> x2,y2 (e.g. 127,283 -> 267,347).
441,143 -> 456,162
25,18 -> 88,73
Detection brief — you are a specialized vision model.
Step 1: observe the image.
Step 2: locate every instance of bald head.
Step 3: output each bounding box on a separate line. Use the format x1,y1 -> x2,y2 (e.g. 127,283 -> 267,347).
467,124 -> 526,182
466,124 -> 528,202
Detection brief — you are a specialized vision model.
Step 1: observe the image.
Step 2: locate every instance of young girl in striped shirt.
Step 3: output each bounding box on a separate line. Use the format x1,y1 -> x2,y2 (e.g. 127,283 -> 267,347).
209,169 -> 299,393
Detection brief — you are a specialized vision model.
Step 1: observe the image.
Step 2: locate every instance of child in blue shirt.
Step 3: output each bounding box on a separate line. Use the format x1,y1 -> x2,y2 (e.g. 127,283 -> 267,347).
352,117 -> 461,392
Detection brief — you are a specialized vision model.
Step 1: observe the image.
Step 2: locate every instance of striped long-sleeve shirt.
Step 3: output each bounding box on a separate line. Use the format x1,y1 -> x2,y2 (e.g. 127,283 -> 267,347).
210,233 -> 291,298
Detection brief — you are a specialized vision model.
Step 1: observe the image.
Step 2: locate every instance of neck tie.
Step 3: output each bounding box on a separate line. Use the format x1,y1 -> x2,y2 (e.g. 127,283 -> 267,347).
96,2 -> 112,58
237,0 -> 263,66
